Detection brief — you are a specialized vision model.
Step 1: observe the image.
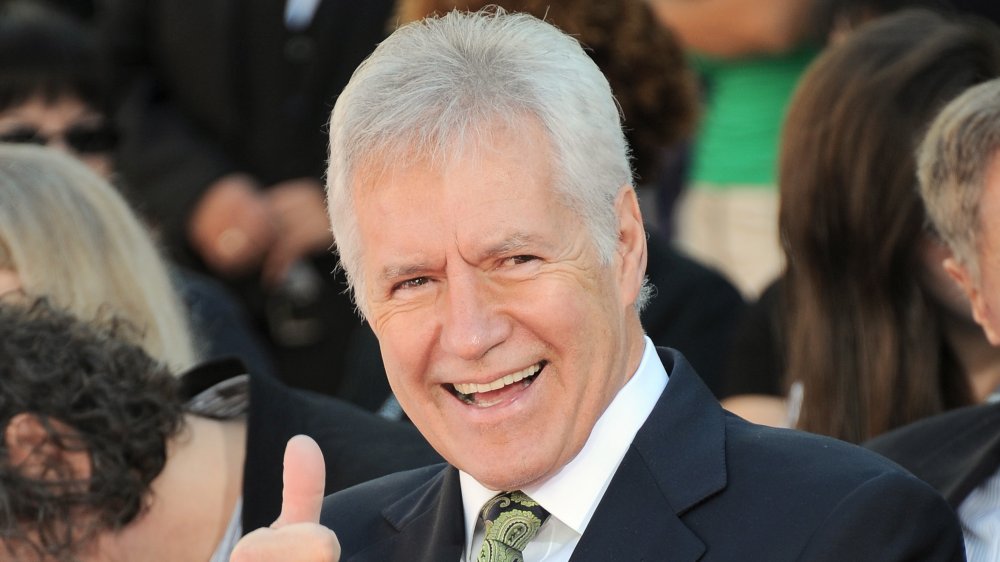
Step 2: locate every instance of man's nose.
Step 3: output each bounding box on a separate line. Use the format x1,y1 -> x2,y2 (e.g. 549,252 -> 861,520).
440,274 -> 509,360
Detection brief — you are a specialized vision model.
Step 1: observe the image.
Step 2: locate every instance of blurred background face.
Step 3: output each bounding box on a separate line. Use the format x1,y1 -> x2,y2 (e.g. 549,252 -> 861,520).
919,235 -> 974,322
0,94 -> 116,179
0,268 -> 20,296
965,154 -> 1000,344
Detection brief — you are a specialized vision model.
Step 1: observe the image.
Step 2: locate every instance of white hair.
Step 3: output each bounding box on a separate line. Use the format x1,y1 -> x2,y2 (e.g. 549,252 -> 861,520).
918,78 -> 1000,280
326,9 -> 642,314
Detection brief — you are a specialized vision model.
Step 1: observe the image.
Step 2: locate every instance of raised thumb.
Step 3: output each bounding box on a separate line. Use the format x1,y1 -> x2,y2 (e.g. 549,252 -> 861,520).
272,434 -> 326,528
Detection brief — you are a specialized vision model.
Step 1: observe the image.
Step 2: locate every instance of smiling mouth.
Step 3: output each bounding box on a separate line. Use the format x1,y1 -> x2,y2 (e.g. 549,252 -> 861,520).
449,361 -> 546,407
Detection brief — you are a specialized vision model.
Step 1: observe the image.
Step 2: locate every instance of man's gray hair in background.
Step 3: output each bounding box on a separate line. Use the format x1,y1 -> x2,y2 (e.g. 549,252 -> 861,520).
918,78 -> 1000,277
326,8 -> 636,313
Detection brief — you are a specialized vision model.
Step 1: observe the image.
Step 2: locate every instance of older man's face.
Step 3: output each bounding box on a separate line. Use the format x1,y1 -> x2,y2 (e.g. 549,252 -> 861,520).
353,119 -> 646,490
956,152 -> 1000,345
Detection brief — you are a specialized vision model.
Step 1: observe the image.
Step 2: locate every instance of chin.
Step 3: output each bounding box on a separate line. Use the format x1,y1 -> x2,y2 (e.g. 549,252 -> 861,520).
462,455 -> 556,491
474,471 -> 542,492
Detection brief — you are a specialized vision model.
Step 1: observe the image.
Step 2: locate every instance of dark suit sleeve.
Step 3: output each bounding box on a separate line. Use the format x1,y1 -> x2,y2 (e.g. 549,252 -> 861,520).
794,471 -> 965,561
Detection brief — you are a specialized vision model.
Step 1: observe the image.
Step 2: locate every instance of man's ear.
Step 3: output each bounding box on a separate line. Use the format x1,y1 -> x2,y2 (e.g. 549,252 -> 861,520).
944,257 -> 1000,344
613,185 -> 647,308
4,413 -> 92,481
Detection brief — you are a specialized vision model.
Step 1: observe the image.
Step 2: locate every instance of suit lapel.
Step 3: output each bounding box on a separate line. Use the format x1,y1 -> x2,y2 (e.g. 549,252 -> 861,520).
570,448 -> 706,562
924,404 -> 1000,506
349,467 -> 465,561
351,349 -> 727,561
571,348 -> 727,562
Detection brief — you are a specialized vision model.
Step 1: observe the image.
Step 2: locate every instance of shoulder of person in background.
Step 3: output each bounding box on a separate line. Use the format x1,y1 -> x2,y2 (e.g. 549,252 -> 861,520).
641,231 -> 746,397
865,401 -> 1000,509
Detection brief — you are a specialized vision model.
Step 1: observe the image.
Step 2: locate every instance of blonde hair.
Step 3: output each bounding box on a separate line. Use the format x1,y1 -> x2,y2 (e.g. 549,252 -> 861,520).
0,144 -> 196,369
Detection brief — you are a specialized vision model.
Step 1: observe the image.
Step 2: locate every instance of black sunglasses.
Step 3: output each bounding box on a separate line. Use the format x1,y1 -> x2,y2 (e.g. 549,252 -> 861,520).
0,122 -> 119,154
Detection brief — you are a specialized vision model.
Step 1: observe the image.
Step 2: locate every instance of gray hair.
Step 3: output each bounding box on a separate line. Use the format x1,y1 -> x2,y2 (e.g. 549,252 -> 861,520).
918,78 -> 1000,280
326,9 -> 643,314
0,144 -> 197,370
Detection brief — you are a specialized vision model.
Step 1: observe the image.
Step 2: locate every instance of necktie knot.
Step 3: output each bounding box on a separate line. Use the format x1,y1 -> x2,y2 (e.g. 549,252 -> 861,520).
477,490 -> 549,562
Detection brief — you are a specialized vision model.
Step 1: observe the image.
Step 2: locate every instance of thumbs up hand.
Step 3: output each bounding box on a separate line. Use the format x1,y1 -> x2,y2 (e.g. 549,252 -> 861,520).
230,435 -> 341,562
273,434 -> 327,528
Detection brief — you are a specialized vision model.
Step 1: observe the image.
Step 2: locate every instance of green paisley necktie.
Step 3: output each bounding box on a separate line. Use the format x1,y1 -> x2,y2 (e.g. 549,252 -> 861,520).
476,490 -> 550,562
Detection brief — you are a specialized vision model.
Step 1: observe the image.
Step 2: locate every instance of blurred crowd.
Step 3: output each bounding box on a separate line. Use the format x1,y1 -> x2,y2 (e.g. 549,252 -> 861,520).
2,0 -> 1000,560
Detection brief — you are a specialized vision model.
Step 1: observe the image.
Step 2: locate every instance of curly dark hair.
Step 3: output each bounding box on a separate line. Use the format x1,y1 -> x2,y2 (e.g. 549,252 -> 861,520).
394,0 -> 699,183
0,299 -> 184,560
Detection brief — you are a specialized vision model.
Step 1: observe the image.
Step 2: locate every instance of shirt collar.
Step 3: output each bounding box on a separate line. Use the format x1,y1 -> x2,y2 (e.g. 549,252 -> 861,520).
208,497 -> 243,562
459,337 -> 668,554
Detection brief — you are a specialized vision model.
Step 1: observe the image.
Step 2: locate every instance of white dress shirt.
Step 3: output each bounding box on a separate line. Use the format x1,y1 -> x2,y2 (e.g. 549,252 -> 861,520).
459,337 -> 669,562
284,0 -> 321,30
958,466 -> 1000,562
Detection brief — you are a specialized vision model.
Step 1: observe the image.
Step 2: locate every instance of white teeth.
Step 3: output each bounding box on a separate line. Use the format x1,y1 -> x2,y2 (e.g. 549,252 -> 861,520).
454,363 -> 541,396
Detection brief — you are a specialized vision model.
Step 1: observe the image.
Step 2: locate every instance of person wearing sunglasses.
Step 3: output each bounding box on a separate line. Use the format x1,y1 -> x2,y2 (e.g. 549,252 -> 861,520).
0,2 -> 117,178
0,117 -> 118,158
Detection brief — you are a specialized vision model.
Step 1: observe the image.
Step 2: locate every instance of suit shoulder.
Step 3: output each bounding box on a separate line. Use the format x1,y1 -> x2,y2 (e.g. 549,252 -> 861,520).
722,412 -> 923,491
864,402 -> 1000,506
320,463 -> 447,525
865,402 -> 1000,461
695,415 -> 964,559
319,464 -> 449,558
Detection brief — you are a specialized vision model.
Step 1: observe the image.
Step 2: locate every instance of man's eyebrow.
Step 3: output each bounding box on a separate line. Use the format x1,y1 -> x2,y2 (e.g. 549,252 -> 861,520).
482,233 -> 538,259
380,263 -> 429,282
378,234 -> 542,282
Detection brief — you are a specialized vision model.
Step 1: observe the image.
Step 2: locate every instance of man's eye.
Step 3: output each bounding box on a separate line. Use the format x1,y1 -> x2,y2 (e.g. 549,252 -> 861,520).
394,277 -> 429,291
506,255 -> 538,266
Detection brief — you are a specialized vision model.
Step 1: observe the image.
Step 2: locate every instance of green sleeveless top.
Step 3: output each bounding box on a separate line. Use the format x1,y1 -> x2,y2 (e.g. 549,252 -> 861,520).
690,47 -> 819,189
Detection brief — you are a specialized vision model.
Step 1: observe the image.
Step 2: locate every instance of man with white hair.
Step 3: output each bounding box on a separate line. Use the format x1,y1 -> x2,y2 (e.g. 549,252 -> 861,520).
233,9 -> 963,561
867,77 -> 1000,562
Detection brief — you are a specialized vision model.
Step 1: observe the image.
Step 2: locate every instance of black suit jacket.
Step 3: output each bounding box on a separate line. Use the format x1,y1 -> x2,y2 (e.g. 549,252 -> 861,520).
179,359 -> 443,533
865,401 -> 1000,510
320,348 -> 964,561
